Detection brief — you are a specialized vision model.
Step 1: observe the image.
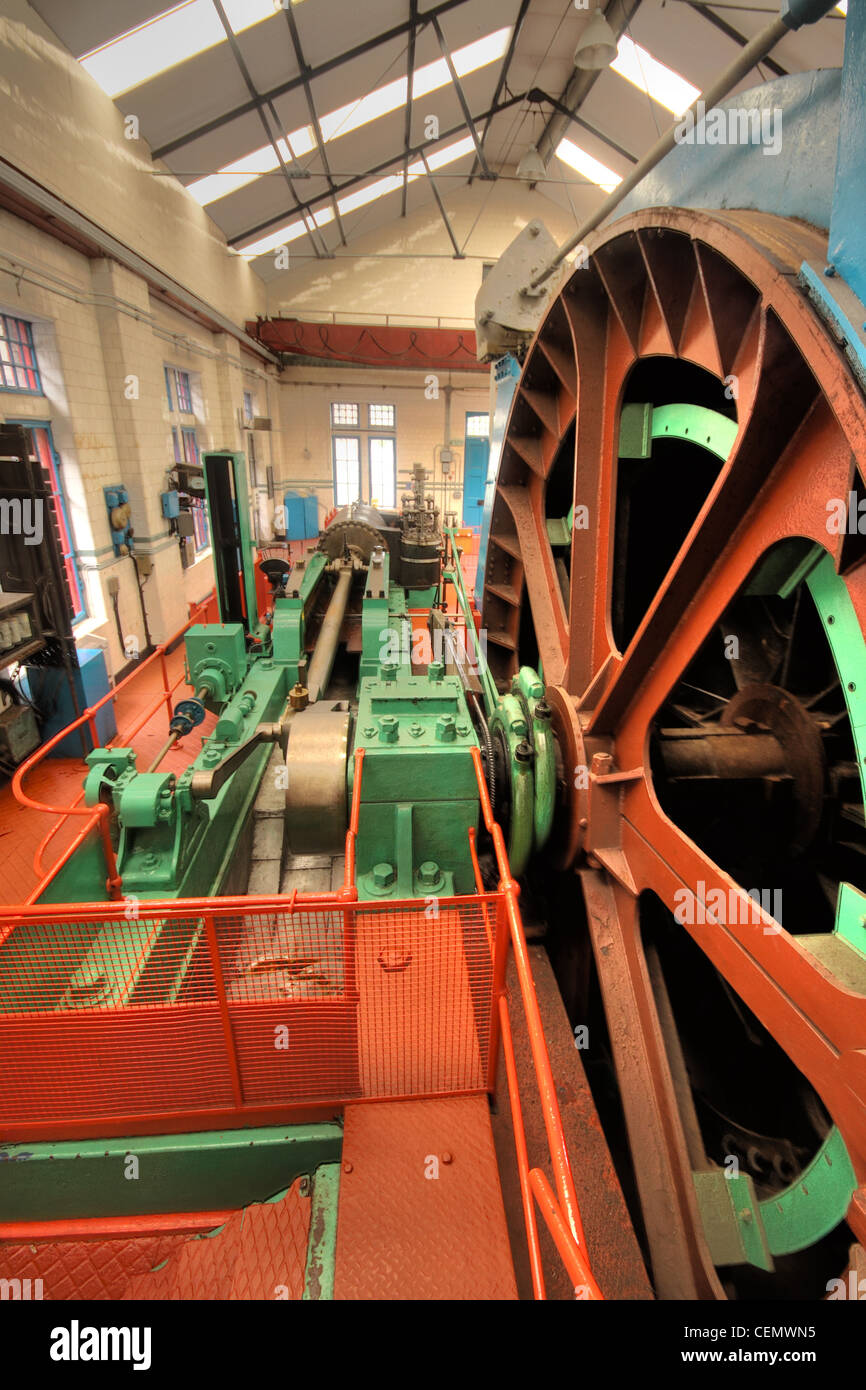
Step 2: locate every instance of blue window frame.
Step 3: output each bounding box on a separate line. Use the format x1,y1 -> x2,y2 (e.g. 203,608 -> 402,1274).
12,420 -> 86,623
0,316 -> 42,394
165,365 -> 193,413
175,370 -> 192,413
180,427 -> 199,468
190,497 -> 209,552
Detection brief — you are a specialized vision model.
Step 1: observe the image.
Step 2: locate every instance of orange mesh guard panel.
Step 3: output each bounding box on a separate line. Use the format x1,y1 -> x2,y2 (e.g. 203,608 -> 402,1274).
0,895 -> 496,1140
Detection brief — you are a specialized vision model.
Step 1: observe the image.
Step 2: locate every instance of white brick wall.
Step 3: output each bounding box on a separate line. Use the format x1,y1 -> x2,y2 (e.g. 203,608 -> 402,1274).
0,209 -> 280,675
273,365 -> 491,523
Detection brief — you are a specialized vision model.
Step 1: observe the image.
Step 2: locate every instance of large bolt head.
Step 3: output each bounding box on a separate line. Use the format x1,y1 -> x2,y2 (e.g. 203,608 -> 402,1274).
435,714 -> 457,742
372,862 -> 396,889
418,861 -> 442,888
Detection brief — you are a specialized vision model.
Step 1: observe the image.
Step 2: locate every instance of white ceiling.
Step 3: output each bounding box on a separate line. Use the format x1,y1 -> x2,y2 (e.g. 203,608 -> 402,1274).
28,0 -> 847,283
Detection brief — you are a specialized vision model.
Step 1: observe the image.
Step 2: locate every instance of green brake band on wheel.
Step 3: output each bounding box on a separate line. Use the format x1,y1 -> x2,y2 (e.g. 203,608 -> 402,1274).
512,667 -> 556,853
489,693 -> 533,877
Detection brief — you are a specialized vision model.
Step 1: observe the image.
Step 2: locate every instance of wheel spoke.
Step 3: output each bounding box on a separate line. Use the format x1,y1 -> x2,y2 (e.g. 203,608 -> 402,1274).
580,868 -> 724,1299
620,785 -> 866,1163
589,333 -> 840,742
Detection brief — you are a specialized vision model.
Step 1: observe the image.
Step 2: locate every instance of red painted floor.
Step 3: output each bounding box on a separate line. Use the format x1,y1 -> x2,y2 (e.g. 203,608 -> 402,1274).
0,641 -> 216,907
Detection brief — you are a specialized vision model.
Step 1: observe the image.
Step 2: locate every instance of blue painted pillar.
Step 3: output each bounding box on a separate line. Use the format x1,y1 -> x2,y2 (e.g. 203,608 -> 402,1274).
828,0 -> 866,308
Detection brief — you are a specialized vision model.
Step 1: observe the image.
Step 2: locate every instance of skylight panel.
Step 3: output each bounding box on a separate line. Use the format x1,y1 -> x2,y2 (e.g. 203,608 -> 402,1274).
319,76 -> 409,143
188,25 -> 511,208
610,35 -> 699,117
413,26 -> 511,100
411,135 -> 475,174
836,1 -> 847,12
81,0 -> 303,98
186,130 -> 315,205
556,138 -> 622,193
238,206 -> 335,260
81,2 -> 225,96
337,174 -> 407,217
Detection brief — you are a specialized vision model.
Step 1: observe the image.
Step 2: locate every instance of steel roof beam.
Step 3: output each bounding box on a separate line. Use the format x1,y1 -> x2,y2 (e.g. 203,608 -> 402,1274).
430,13 -> 493,179
229,92 -> 525,248
683,1 -> 788,77
536,0 -> 643,166
211,0 -> 327,259
151,0 -> 473,161
467,0 -> 531,184
401,0 -> 419,218
282,4 -> 348,247
420,149 -> 464,256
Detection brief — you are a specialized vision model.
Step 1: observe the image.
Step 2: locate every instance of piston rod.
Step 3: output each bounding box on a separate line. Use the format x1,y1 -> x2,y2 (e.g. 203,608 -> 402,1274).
306,565 -> 353,702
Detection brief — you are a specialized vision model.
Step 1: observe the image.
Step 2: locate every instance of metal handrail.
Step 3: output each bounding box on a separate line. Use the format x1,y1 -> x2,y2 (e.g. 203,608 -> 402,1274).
11,593 -> 215,904
470,745 -> 603,1300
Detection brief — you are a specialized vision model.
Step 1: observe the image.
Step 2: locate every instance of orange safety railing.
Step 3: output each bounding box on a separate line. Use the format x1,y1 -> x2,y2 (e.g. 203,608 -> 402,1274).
468,745 -> 603,1301
0,748 -> 496,1141
10,594 -> 217,907
2,724 -> 600,1297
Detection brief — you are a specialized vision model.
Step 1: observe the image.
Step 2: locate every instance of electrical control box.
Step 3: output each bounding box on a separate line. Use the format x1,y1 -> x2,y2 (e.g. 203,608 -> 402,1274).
0,704 -> 39,765
161,490 -> 180,519
104,485 -> 134,555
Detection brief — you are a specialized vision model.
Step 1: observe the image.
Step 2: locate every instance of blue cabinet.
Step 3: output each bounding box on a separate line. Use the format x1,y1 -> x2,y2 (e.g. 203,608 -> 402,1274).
23,646 -> 117,758
283,492 -> 319,540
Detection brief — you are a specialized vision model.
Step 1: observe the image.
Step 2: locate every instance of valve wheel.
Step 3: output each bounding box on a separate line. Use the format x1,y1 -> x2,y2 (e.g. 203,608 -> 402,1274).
482,208 -> 866,1299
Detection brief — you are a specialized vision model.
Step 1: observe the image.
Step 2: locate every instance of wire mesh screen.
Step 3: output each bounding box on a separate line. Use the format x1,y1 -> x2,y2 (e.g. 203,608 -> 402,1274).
0,895 -> 497,1138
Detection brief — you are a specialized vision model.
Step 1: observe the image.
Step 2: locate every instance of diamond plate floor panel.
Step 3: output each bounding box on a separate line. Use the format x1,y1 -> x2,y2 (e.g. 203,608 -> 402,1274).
334,1096 -> 517,1300
1,1180 -> 311,1301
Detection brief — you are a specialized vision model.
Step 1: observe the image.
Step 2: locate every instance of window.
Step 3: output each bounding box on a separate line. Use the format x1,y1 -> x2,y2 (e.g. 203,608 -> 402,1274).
0,316 -> 42,394
331,402 -> 359,427
190,496 -> 209,552
180,427 -> 200,469
243,389 -> 254,424
368,403 -> 395,429
369,438 -> 396,509
333,436 -> 361,507
466,413 -> 490,438
13,422 -> 86,623
165,366 -> 193,413
610,36 -> 698,118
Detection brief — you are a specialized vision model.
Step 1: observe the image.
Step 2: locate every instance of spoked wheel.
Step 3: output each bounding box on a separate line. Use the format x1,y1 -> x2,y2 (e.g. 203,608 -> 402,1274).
482,208 -> 866,1299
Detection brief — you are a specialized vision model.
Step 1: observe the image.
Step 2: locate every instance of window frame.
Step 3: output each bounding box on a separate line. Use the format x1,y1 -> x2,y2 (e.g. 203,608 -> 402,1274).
330,401 -> 360,428
465,411 -> 490,438
367,402 -> 396,431
368,435 -> 397,509
332,433 -> 362,507
165,365 -> 193,414
0,316 -> 43,395
12,419 -> 86,624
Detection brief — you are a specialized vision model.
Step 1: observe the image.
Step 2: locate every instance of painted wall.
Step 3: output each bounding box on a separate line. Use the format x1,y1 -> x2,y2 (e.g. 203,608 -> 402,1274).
0,206 -> 278,676
0,0 -> 266,325
263,180 -> 577,324
271,364 -> 491,528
